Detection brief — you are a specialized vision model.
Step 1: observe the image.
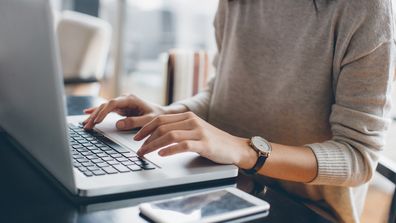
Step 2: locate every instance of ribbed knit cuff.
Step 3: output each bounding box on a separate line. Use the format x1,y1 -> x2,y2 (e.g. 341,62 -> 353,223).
306,141 -> 350,185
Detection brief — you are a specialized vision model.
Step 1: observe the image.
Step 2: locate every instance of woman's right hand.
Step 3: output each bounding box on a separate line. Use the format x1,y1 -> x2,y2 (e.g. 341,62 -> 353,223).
82,95 -> 167,131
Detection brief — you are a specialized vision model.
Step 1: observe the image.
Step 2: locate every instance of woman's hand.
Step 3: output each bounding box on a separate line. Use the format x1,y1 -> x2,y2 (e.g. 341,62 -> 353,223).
83,95 -> 167,130
134,111 -> 257,167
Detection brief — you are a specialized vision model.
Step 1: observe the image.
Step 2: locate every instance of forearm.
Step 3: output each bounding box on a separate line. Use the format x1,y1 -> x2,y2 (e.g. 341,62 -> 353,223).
236,139 -> 318,183
163,104 -> 189,115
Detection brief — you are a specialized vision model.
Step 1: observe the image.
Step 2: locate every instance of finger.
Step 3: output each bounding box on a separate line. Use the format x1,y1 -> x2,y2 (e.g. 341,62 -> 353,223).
134,113 -> 192,141
83,104 -> 105,129
83,107 -> 96,114
82,106 -> 101,126
82,107 -> 97,124
116,115 -> 153,130
142,119 -> 195,145
93,99 -> 122,124
94,97 -> 145,124
82,116 -> 91,125
114,108 -> 127,116
137,130 -> 198,156
158,140 -> 199,157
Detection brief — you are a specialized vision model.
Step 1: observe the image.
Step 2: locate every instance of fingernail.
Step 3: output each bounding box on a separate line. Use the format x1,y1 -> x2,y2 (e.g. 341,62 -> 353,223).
117,121 -> 125,129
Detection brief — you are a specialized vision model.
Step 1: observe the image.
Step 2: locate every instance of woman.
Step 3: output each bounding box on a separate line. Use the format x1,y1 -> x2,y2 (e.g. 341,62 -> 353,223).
83,0 -> 395,222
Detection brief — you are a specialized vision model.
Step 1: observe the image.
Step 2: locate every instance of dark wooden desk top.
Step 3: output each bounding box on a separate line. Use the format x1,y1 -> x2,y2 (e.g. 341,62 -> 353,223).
0,96 -> 331,223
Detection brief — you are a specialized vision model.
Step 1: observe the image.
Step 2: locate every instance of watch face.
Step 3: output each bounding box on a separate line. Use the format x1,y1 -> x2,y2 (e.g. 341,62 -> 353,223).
251,136 -> 271,153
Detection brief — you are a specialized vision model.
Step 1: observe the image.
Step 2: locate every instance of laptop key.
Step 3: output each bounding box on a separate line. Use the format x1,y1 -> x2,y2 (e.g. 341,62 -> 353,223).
129,156 -> 141,162
75,158 -> 89,163
95,143 -> 107,147
83,171 -> 93,177
115,157 -> 128,162
107,160 -> 119,165
90,148 -> 101,153
97,162 -> 109,168
126,164 -> 142,171
91,158 -> 104,164
88,166 -> 100,171
92,150 -> 105,155
99,146 -> 112,151
121,160 -> 135,166
101,157 -> 113,161
105,150 -> 118,155
76,148 -> 88,152
97,153 -> 109,158
123,153 -> 136,158
92,169 -> 106,176
78,167 -> 88,172
81,151 -> 92,156
141,163 -> 156,170
111,145 -> 129,153
135,159 -> 149,165
86,155 -> 98,160
114,165 -> 131,173
102,166 -> 118,174
82,162 -> 95,167
99,137 -> 129,153
110,153 -> 123,158
73,154 -> 83,159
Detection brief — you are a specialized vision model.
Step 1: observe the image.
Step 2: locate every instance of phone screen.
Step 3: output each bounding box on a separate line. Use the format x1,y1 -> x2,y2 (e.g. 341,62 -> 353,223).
148,190 -> 255,220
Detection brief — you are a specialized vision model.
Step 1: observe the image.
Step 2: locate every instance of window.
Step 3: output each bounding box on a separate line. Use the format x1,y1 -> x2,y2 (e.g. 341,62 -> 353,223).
100,0 -> 219,103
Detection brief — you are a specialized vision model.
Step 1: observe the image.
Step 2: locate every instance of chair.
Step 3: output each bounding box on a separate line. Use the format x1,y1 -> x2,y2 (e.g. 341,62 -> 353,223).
362,156 -> 396,223
377,157 -> 396,223
56,10 -> 111,96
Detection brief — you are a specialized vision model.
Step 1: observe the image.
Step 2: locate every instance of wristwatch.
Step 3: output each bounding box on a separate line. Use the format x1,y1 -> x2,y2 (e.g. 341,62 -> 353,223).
244,136 -> 272,175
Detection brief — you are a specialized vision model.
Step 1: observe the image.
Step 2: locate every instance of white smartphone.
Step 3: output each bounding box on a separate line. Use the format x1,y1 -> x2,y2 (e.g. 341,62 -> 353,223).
139,187 -> 270,223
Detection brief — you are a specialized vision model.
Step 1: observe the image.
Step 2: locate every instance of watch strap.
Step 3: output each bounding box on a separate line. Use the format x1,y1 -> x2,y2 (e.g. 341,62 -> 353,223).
245,154 -> 268,175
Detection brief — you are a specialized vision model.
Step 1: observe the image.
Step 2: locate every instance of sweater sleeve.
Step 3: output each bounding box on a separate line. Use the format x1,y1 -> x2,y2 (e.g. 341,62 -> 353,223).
306,0 -> 395,187
307,42 -> 394,186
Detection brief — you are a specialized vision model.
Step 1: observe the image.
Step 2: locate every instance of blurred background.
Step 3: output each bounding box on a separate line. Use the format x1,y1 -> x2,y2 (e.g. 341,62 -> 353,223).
53,0 -> 218,104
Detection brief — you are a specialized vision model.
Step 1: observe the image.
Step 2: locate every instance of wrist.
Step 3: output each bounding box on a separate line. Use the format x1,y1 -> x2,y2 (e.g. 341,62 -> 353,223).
234,137 -> 258,169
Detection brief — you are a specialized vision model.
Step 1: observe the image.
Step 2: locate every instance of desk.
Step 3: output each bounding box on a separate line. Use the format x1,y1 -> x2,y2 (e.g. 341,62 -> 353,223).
0,96 -> 331,223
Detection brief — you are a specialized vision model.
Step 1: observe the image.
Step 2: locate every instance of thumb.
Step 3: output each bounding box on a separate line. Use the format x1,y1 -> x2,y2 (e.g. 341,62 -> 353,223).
116,115 -> 153,130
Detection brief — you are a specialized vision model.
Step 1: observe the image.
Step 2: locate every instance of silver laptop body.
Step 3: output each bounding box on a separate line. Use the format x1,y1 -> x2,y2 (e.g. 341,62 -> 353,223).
0,0 -> 238,198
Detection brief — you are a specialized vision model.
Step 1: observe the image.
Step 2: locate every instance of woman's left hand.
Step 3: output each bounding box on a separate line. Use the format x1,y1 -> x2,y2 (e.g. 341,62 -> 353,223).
134,111 -> 255,167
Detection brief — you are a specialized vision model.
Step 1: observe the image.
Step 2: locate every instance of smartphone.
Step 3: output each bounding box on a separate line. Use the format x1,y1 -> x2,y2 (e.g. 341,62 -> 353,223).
139,187 -> 270,223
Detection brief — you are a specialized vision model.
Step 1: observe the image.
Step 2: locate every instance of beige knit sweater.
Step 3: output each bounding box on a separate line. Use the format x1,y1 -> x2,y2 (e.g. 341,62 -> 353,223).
177,0 -> 395,222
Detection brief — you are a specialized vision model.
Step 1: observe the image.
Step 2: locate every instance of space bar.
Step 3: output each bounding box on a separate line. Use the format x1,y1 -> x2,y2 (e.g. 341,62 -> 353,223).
100,137 -> 130,153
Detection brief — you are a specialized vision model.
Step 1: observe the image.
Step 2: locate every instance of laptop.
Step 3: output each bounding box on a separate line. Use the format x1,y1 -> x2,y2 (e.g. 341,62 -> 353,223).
0,0 -> 238,199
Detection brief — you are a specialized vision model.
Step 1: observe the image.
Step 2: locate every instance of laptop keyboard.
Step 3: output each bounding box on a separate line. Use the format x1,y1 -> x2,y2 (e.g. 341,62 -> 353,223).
68,124 -> 156,177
